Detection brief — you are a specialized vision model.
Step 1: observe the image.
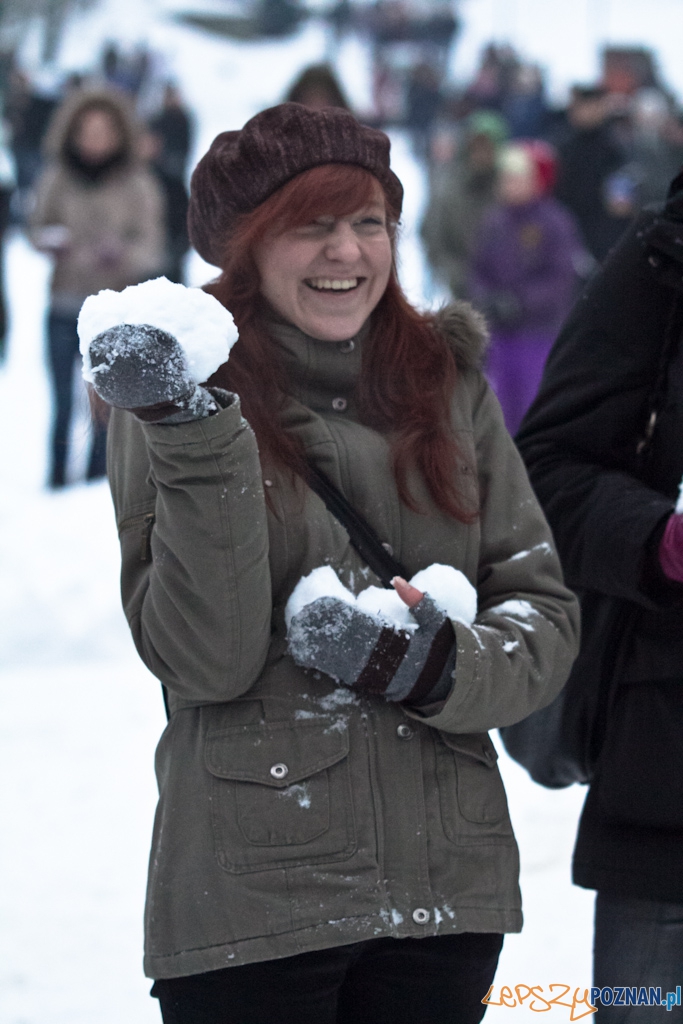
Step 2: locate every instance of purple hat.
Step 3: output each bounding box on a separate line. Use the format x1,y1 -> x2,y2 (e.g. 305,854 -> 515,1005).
188,102 -> 403,267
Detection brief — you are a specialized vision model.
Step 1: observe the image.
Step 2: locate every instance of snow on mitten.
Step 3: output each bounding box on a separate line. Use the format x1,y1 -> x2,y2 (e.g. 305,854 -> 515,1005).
288,593 -> 456,704
88,323 -> 218,422
78,277 -> 238,423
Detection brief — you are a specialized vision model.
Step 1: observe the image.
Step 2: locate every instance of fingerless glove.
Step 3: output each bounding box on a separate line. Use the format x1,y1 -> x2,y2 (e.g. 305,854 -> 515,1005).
288,593 -> 456,705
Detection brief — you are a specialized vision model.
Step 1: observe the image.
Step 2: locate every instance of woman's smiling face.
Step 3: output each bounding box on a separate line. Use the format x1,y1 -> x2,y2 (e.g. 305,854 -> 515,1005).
254,182 -> 393,341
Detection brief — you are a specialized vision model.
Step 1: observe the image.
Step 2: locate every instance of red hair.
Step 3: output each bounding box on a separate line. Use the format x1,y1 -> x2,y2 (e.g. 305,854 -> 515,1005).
206,163 -> 477,522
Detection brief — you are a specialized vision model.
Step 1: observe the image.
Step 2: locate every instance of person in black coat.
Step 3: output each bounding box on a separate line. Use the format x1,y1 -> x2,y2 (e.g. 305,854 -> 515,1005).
516,174 -> 683,1015
554,86 -> 631,263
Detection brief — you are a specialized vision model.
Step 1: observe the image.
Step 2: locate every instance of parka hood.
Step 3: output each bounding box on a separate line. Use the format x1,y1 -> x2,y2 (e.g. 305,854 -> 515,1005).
42,86 -> 140,168
433,300 -> 490,371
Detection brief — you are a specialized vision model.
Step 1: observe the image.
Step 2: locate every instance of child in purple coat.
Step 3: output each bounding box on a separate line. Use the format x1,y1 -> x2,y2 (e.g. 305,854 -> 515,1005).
469,140 -> 585,434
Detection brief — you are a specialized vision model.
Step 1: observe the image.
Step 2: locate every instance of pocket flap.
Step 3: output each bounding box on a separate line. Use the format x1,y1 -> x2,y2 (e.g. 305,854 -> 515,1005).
205,720 -> 350,787
439,731 -> 498,766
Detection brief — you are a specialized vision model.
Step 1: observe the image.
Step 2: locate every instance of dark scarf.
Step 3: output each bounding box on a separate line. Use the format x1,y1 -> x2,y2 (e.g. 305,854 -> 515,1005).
64,143 -> 129,184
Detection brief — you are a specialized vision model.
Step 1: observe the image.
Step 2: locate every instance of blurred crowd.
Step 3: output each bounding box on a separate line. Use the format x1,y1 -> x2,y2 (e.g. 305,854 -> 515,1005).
2,31 -> 683,488
418,43 -> 683,433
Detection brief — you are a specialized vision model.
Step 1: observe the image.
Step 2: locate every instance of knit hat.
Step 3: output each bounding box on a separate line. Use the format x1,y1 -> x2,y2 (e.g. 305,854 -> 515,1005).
464,110 -> 508,147
188,102 -> 404,267
499,140 -> 558,196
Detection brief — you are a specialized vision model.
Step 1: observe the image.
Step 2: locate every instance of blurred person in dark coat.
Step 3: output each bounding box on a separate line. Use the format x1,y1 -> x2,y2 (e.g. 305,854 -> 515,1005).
555,86 -> 630,263
625,88 -> 683,210
139,125 -> 190,284
148,83 -> 194,183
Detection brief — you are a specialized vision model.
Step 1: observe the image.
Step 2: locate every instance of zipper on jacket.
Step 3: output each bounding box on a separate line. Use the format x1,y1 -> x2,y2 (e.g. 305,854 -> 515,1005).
139,512 -> 155,562
121,510 -> 156,562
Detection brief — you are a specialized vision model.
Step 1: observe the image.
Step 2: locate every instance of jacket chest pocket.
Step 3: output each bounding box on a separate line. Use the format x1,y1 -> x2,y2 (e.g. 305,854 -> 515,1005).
434,732 -> 514,846
205,721 -> 357,873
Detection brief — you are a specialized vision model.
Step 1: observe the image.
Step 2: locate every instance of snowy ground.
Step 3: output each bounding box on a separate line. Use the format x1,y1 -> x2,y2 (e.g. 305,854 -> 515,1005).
2,5 -> 595,1022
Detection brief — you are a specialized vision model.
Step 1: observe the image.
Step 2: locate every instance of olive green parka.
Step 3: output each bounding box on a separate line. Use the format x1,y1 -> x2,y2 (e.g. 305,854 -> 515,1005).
107,303 -> 579,979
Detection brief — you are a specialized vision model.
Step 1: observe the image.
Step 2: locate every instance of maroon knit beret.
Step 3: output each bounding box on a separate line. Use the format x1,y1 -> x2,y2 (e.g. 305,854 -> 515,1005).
188,102 -> 404,267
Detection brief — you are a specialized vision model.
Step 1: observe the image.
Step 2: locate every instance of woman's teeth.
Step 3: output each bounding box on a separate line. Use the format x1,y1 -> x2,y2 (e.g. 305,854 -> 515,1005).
307,278 -> 359,291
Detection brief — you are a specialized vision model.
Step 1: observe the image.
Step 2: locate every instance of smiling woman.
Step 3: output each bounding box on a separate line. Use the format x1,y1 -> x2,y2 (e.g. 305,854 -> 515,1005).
254,185 -> 392,342
94,102 -> 580,1024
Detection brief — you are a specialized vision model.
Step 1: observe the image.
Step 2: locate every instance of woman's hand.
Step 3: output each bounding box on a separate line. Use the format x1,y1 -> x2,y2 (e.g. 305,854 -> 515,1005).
32,224 -> 72,253
288,588 -> 455,705
659,512 -> 683,583
392,576 -> 424,609
79,278 -> 238,422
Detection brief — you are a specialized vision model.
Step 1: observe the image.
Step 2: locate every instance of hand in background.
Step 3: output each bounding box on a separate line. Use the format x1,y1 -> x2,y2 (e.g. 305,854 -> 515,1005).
659,512 -> 683,583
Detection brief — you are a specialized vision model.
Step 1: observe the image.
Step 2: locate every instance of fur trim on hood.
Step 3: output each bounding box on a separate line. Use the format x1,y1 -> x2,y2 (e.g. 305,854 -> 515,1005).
42,86 -> 140,167
433,300 -> 489,371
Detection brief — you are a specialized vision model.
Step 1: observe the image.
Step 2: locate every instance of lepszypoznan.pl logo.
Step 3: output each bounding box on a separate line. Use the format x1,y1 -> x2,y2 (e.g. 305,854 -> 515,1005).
482,984 -> 682,1017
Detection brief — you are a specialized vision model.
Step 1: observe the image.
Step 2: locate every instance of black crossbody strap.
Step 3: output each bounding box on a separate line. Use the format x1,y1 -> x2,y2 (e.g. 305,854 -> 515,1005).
305,462 -> 409,587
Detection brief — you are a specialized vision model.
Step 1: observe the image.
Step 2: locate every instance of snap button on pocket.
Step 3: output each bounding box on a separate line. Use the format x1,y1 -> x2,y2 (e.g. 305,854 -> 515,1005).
332,397 -> 348,412
397,724 -> 413,740
270,763 -> 289,780
412,908 -> 430,924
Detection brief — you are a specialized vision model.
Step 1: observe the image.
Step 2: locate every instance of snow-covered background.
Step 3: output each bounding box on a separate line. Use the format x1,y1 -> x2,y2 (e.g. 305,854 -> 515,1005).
0,0 -> 640,1018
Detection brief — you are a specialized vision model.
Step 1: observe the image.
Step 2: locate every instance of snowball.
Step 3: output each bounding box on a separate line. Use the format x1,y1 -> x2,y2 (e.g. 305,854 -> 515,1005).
677,473 -> 683,514
356,585 -> 417,629
78,277 -> 238,385
409,564 -> 477,625
286,562 -> 478,633
285,566 -> 356,628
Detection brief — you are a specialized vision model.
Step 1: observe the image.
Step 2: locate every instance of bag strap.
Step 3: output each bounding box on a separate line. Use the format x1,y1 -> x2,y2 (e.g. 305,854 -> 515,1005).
305,461 -> 409,587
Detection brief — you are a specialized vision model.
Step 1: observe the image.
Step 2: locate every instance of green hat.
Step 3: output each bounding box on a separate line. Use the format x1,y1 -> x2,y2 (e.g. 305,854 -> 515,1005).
464,110 -> 509,146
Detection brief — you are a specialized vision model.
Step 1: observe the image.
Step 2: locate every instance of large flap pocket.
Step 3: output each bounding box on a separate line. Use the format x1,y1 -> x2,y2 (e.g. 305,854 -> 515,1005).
205,720 -> 350,786
205,720 -> 356,873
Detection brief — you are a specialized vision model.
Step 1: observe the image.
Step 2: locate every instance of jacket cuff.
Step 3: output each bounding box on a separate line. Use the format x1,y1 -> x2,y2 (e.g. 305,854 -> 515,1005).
140,391 -> 243,447
641,513 -> 683,604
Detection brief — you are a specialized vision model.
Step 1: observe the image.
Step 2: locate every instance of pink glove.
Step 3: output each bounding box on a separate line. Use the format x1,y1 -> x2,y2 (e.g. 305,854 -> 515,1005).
659,513 -> 683,583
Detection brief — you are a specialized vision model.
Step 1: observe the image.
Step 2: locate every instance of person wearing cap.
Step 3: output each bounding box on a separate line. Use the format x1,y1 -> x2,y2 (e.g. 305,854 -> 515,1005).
95,103 -> 579,1023
468,139 -> 585,435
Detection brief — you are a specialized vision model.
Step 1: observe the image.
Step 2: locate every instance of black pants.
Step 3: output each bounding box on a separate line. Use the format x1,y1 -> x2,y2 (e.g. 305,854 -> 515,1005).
593,893 -> 683,1020
47,311 -> 107,487
151,932 -> 503,1024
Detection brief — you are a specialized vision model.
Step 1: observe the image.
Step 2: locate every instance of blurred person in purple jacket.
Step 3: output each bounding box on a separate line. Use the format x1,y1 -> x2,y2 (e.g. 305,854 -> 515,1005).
469,140 -> 585,434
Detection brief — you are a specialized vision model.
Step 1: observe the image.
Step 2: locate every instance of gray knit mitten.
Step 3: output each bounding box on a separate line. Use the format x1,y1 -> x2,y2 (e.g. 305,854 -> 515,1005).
288,594 -> 456,704
89,323 -> 218,423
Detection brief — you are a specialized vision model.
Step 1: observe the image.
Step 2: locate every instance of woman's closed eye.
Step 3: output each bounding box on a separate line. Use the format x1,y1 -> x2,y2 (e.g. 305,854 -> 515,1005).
354,216 -> 386,233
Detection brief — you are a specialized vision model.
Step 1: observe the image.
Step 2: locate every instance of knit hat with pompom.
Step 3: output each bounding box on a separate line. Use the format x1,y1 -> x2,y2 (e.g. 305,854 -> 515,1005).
188,102 -> 404,267
499,140 -> 558,196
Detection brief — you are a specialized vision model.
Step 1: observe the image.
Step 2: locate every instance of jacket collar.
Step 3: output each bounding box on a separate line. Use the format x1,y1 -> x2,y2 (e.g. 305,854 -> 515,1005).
265,312 -> 368,417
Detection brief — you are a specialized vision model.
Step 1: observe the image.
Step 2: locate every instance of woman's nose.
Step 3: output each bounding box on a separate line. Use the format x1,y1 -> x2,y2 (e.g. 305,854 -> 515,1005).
323,221 -> 361,261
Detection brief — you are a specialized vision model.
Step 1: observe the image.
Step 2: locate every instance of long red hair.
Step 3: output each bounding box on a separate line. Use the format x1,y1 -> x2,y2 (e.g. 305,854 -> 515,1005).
206,163 -> 477,522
